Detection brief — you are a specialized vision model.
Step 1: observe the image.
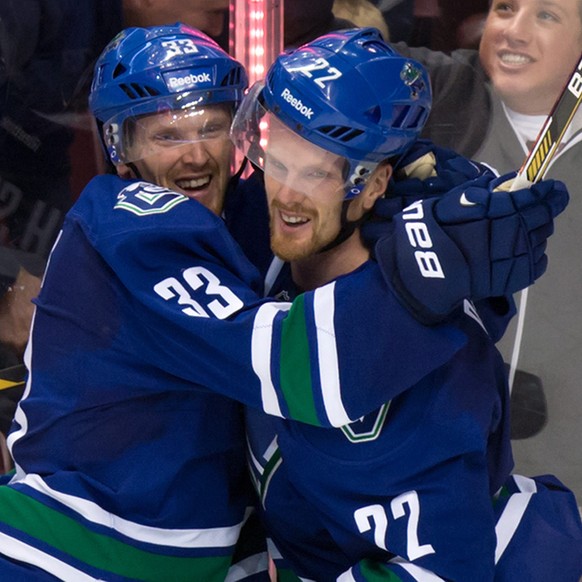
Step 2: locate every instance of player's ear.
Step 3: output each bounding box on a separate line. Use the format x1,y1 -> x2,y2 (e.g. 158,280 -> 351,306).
368,162 -> 392,205
347,163 -> 392,221
116,163 -> 136,180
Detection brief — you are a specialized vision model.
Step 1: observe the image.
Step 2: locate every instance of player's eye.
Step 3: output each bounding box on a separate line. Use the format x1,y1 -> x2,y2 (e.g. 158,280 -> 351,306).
266,156 -> 286,173
492,1 -> 513,14
305,169 -> 329,180
199,122 -> 228,139
538,10 -> 559,22
152,131 -> 183,143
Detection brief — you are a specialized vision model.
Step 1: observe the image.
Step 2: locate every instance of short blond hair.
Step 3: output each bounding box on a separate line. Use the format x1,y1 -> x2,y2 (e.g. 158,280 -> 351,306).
332,0 -> 390,40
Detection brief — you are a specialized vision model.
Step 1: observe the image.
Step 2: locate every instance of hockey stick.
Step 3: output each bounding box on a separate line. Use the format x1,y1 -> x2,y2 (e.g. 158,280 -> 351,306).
508,52 -> 582,392
0,364 -> 26,392
0,364 -> 25,471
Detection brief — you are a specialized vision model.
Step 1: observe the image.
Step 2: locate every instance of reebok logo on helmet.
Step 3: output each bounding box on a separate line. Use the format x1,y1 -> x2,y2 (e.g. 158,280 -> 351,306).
280,88 -> 314,119
164,69 -> 213,92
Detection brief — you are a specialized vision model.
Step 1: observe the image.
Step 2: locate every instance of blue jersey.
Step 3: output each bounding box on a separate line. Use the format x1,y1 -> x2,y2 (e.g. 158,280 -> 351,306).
1,175 -> 469,580
246,271 -> 582,581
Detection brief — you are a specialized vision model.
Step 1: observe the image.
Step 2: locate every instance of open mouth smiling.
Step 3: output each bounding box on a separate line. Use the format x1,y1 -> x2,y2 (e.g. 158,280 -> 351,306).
280,210 -> 310,226
175,176 -> 211,191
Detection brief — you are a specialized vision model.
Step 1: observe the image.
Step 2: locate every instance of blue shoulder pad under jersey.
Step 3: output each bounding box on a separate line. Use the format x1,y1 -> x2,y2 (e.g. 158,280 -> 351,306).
72,175 -> 264,296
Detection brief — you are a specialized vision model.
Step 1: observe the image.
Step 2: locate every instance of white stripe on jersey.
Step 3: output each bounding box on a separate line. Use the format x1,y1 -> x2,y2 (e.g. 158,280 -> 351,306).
251,302 -> 292,418
225,550 -> 269,581
494,474 -> 537,563
313,283 -> 351,427
337,570 -> 358,582
0,531 -> 98,582
247,434 -> 278,479
8,232 -> 63,467
12,473 -> 248,549
338,558 -> 445,582
389,556 -> 446,581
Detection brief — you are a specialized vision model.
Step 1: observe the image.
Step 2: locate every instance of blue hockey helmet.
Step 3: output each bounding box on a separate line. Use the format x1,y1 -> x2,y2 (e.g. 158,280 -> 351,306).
231,27 -> 431,198
89,23 -> 248,164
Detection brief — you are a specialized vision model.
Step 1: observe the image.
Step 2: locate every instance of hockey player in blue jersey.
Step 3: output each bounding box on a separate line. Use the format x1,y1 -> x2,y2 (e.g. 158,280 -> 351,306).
0,24 -> 513,581
232,28 -> 582,581
0,24 -> 274,582
0,22 -> 573,581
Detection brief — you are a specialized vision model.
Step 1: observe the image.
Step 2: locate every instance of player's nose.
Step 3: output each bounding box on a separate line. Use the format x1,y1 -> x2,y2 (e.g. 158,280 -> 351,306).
180,141 -> 210,166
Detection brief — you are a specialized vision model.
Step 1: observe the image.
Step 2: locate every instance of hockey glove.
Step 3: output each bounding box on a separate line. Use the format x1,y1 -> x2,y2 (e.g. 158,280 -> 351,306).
373,172 -> 569,324
362,140 -> 495,246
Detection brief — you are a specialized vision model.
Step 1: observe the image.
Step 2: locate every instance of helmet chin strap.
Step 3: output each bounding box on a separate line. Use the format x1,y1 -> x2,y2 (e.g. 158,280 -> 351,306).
127,162 -> 142,180
222,157 -> 249,214
318,198 -> 371,254
319,156 -> 397,253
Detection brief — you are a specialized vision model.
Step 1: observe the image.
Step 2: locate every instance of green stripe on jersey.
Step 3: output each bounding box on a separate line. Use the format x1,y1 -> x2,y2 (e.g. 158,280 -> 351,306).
280,294 -> 320,426
276,566 -> 303,581
0,487 -> 232,581
359,558 -> 405,581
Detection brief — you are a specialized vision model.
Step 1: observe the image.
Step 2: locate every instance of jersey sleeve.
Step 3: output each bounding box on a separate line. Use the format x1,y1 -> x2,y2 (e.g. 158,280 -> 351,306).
251,266 -> 467,426
77,176 -> 468,427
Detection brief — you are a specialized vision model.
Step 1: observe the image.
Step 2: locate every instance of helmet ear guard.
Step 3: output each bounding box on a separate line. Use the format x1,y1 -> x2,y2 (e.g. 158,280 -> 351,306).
345,160 -> 379,198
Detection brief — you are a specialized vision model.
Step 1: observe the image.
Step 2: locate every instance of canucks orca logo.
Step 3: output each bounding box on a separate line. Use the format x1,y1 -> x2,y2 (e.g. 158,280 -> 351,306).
341,402 -> 390,443
114,182 -> 188,216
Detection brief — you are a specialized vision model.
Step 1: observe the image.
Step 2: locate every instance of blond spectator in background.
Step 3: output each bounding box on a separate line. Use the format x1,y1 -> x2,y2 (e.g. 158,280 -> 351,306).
333,0 -> 390,38
122,0 -> 229,38
394,0 -> 582,501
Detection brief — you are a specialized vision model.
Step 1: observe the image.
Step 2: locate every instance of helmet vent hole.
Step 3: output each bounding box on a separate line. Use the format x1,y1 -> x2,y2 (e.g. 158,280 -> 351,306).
112,63 -> 127,79
362,40 -> 393,54
406,108 -> 426,129
119,83 -> 138,99
320,125 -> 364,142
131,83 -> 149,98
142,85 -> 160,97
392,105 -> 411,129
393,105 -> 427,129
119,83 -> 159,100
223,67 -> 241,87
